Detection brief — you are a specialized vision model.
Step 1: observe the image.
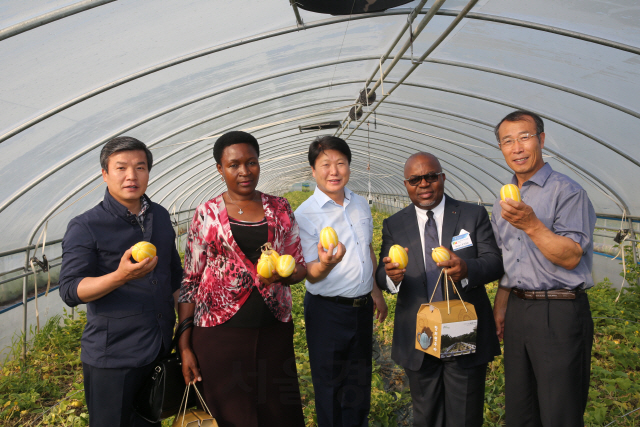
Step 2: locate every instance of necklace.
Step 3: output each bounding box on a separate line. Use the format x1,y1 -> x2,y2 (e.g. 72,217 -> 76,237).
226,192 -> 258,215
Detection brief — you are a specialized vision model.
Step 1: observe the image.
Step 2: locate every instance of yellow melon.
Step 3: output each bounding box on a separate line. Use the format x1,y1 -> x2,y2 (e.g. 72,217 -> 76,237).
320,227 -> 339,251
500,184 -> 521,202
260,249 -> 280,265
388,245 -> 408,269
132,241 -> 156,262
259,242 -> 280,265
431,246 -> 450,263
257,257 -> 275,278
276,254 -> 296,278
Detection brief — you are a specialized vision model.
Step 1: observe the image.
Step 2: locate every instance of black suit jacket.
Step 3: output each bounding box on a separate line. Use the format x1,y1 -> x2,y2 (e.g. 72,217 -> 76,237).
376,196 -> 503,371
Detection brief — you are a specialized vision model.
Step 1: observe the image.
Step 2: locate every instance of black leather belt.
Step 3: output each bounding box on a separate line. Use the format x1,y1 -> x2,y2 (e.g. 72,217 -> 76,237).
512,287 -> 584,300
317,294 -> 370,307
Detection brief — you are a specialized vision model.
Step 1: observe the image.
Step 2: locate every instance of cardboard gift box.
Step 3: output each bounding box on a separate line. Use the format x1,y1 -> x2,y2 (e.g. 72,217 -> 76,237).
415,299 -> 478,359
172,409 -> 218,427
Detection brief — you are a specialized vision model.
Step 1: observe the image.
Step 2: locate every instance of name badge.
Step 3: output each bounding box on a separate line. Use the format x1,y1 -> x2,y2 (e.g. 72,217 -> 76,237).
451,232 -> 473,251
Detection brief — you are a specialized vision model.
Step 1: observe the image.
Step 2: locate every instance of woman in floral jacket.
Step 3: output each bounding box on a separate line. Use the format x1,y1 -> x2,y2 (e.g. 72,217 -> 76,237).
177,131 -> 307,427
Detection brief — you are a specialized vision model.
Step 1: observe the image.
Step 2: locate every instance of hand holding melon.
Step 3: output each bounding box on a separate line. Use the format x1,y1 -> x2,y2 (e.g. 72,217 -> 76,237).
388,245 -> 409,269
500,184 -> 521,202
132,241 -> 156,262
384,245 -> 409,285
431,246 -> 450,263
256,256 -> 275,279
320,227 -> 339,251
257,243 -> 297,284
276,254 -> 296,278
316,226 -> 346,267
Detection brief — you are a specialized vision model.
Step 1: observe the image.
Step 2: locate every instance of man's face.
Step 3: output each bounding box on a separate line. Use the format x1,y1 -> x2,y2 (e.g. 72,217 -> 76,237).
101,150 -> 149,207
497,117 -> 546,181
312,149 -> 350,198
403,154 -> 445,209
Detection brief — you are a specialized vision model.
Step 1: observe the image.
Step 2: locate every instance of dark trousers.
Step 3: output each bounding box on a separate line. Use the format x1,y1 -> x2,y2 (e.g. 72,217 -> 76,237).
404,355 -> 487,427
83,361 -> 159,427
192,321 -> 305,427
304,291 -> 373,427
504,291 -> 594,427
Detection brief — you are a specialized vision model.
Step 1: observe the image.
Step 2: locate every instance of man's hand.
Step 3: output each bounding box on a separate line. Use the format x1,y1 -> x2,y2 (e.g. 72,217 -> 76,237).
500,199 -> 540,233
371,286 -> 388,323
383,247 -> 408,284
318,241 -> 346,266
493,285 -> 511,342
114,247 -> 158,282
435,247 -> 468,283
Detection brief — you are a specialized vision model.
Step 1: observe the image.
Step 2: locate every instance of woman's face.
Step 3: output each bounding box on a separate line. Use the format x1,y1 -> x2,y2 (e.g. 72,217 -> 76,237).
217,143 -> 260,196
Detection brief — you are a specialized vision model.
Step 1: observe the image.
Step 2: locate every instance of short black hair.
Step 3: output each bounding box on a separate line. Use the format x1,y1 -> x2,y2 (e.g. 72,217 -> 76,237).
213,131 -> 260,164
100,136 -> 153,172
494,110 -> 544,142
308,136 -> 352,168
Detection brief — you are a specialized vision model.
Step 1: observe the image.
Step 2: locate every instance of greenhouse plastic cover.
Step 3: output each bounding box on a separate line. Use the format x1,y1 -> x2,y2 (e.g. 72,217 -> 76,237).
0,0 -> 639,256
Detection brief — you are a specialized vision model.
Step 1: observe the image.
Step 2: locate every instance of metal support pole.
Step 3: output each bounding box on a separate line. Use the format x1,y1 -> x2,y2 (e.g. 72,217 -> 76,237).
22,275 -> 27,359
289,1 -> 305,28
0,0 -> 115,42
628,218 -> 639,286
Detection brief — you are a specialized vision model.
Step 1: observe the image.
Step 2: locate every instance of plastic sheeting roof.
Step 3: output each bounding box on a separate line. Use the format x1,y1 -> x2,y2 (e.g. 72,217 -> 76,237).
0,0 -> 639,253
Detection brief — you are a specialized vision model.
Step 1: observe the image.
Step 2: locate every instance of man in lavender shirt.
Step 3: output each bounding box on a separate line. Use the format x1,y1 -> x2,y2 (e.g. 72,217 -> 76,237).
491,110 -> 596,427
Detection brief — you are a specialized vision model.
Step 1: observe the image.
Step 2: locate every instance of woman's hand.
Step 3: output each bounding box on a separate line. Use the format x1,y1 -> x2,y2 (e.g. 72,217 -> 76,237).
257,265 -> 304,287
179,347 -> 202,385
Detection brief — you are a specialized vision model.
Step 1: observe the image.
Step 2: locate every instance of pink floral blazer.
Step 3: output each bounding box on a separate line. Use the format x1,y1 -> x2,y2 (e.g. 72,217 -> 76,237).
178,193 -> 306,327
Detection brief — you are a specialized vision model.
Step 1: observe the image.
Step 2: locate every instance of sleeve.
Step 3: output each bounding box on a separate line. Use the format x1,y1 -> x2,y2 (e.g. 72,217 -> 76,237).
553,188 -> 594,253
490,203 -> 503,250
294,209 -> 319,264
281,201 -> 306,267
375,218 -> 395,293
178,206 -> 208,303
58,218 -> 97,307
169,226 -> 184,293
464,207 -> 504,289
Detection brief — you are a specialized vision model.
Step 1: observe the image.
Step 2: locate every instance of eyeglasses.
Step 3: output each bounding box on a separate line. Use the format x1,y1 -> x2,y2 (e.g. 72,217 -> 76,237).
499,133 -> 540,148
404,172 -> 443,186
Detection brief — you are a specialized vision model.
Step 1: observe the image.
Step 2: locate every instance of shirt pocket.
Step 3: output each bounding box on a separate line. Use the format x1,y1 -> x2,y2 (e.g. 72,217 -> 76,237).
356,217 -> 373,246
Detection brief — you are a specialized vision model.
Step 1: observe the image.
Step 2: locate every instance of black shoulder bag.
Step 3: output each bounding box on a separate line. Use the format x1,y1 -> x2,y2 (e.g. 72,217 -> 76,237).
134,316 -> 198,422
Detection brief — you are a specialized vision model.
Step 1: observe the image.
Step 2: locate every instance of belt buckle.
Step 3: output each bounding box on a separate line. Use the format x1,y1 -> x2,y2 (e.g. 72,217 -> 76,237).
353,297 -> 365,307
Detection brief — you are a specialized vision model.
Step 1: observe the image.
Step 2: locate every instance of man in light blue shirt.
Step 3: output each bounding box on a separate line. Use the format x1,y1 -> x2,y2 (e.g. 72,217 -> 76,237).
295,136 -> 387,427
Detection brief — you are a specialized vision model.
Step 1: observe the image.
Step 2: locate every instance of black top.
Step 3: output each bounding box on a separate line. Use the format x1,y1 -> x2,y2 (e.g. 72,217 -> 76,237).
221,217 -> 278,328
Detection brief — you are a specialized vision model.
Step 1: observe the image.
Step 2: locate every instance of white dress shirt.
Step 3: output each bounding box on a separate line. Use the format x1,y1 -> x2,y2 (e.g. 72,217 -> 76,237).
295,186 -> 374,297
386,195 -> 472,293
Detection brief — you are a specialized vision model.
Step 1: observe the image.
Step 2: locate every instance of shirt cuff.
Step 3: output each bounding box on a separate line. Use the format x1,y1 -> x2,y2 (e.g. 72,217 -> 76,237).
461,278 -> 469,288
386,275 -> 401,294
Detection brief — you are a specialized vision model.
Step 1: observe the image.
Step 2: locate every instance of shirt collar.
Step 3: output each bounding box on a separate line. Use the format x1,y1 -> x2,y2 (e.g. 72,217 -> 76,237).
103,188 -> 150,219
414,194 -> 446,221
130,195 -> 150,218
511,162 -> 553,187
312,185 -> 352,208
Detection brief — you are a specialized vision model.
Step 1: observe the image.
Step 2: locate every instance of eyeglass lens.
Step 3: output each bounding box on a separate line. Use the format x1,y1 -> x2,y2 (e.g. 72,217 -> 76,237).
407,173 -> 440,185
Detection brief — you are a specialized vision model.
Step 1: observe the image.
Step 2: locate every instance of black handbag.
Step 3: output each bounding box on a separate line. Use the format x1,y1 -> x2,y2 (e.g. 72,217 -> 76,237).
134,317 -> 197,423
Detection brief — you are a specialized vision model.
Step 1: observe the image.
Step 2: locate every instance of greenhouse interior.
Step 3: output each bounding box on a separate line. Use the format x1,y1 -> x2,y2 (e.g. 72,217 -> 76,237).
0,0 -> 639,425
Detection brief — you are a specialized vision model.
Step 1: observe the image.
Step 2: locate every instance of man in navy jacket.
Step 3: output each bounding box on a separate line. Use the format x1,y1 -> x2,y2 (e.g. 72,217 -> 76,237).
59,136 -> 183,427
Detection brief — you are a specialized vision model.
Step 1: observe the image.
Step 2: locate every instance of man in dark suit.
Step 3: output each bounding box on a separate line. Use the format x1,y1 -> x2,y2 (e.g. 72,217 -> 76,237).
376,152 -> 503,427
